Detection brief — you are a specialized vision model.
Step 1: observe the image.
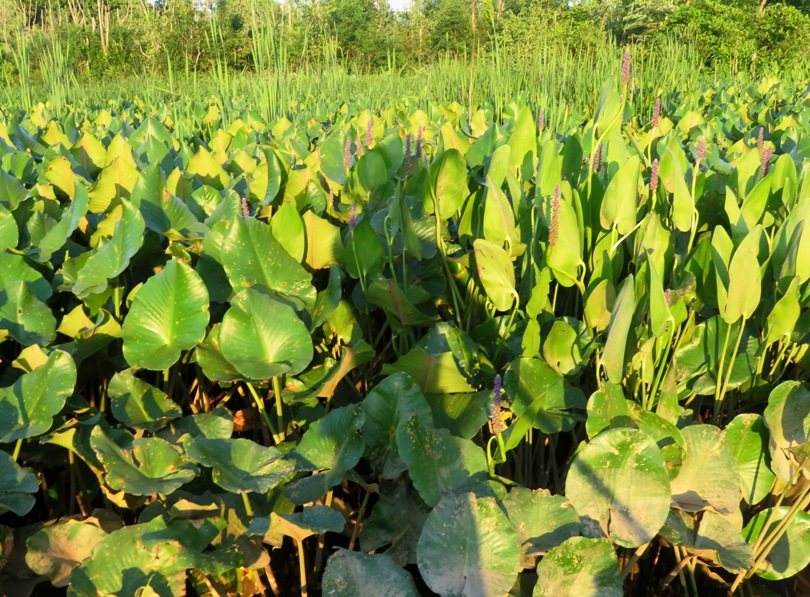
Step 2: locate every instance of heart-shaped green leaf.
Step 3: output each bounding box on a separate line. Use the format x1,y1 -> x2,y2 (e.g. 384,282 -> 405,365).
566,427 -> 670,548
743,506 -> 810,580
763,381 -> 810,482
26,520 -> 107,587
286,406 -> 365,504
122,260 -> 210,370
219,287 -> 313,380
670,425 -> 741,514
418,492 -> 521,597
474,238 -> 517,311
0,450 -> 39,516
323,550 -> 420,597
502,487 -> 579,567
108,370 -> 183,432
725,414 -> 776,505
0,349 -> 76,442
183,436 -> 294,494
91,427 -> 198,496
533,537 -> 622,597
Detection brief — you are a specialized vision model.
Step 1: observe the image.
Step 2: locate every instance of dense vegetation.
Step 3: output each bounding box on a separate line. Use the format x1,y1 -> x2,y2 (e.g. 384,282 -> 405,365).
0,3 -> 809,596
1,0 -> 810,86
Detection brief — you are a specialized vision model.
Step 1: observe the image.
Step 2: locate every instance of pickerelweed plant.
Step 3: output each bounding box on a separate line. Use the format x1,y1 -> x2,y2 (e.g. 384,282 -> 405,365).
0,56 -> 808,597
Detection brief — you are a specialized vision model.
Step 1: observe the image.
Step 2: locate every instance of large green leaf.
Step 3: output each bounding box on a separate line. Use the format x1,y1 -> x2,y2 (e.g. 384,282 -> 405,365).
383,323 -> 477,394
503,357 -> 586,435
344,218 -> 385,281
602,274 -> 635,385
322,550 -> 420,597
474,238 -> 517,311
397,414 -> 487,507
502,487 -> 580,568
429,148 -> 467,219
0,280 -> 57,346
68,516 -> 226,597
270,201 -> 305,261
72,200 -> 145,298
90,427 -> 198,496
600,154 -> 640,235
0,349 -> 76,442
725,414 -> 776,505
763,381 -> 810,482
670,425 -> 741,514
26,520 -> 107,587
361,372 -> 432,467
183,436 -> 294,494
362,483 -> 430,566
417,492 -> 521,597
0,204 -> 16,250
220,215 -> 315,308
219,287 -> 313,380
0,450 -> 39,516
108,369 -> 183,432
533,537 -> 622,597
565,427 -> 670,547
691,511 -> 753,574
286,405 -> 365,504
723,226 -> 762,324
27,182 -> 89,262
122,260 -> 210,370
743,506 -> 810,580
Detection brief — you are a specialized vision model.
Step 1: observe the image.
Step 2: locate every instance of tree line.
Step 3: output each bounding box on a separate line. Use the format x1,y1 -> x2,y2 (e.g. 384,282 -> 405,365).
1,0 -> 808,84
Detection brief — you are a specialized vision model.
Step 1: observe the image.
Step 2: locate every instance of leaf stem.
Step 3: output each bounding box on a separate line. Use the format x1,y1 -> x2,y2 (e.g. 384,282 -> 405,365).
246,381 -> 280,444
241,491 -> 254,517
714,318 -> 746,426
621,541 -> 650,579
272,376 -> 286,441
348,489 -> 371,551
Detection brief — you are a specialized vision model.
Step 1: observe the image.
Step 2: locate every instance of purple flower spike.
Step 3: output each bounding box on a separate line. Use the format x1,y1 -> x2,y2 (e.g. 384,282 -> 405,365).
652,98 -> 661,129
549,185 -> 561,248
415,126 -> 424,160
365,119 -> 373,147
594,143 -> 603,173
621,50 -> 631,87
650,159 -> 660,195
349,201 -> 357,231
344,136 -> 352,170
538,109 -> 545,132
490,374 -> 505,435
356,136 -> 364,159
665,289 -> 672,304
241,197 -> 250,217
757,127 -> 764,151
761,146 -> 772,178
697,138 -> 706,162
